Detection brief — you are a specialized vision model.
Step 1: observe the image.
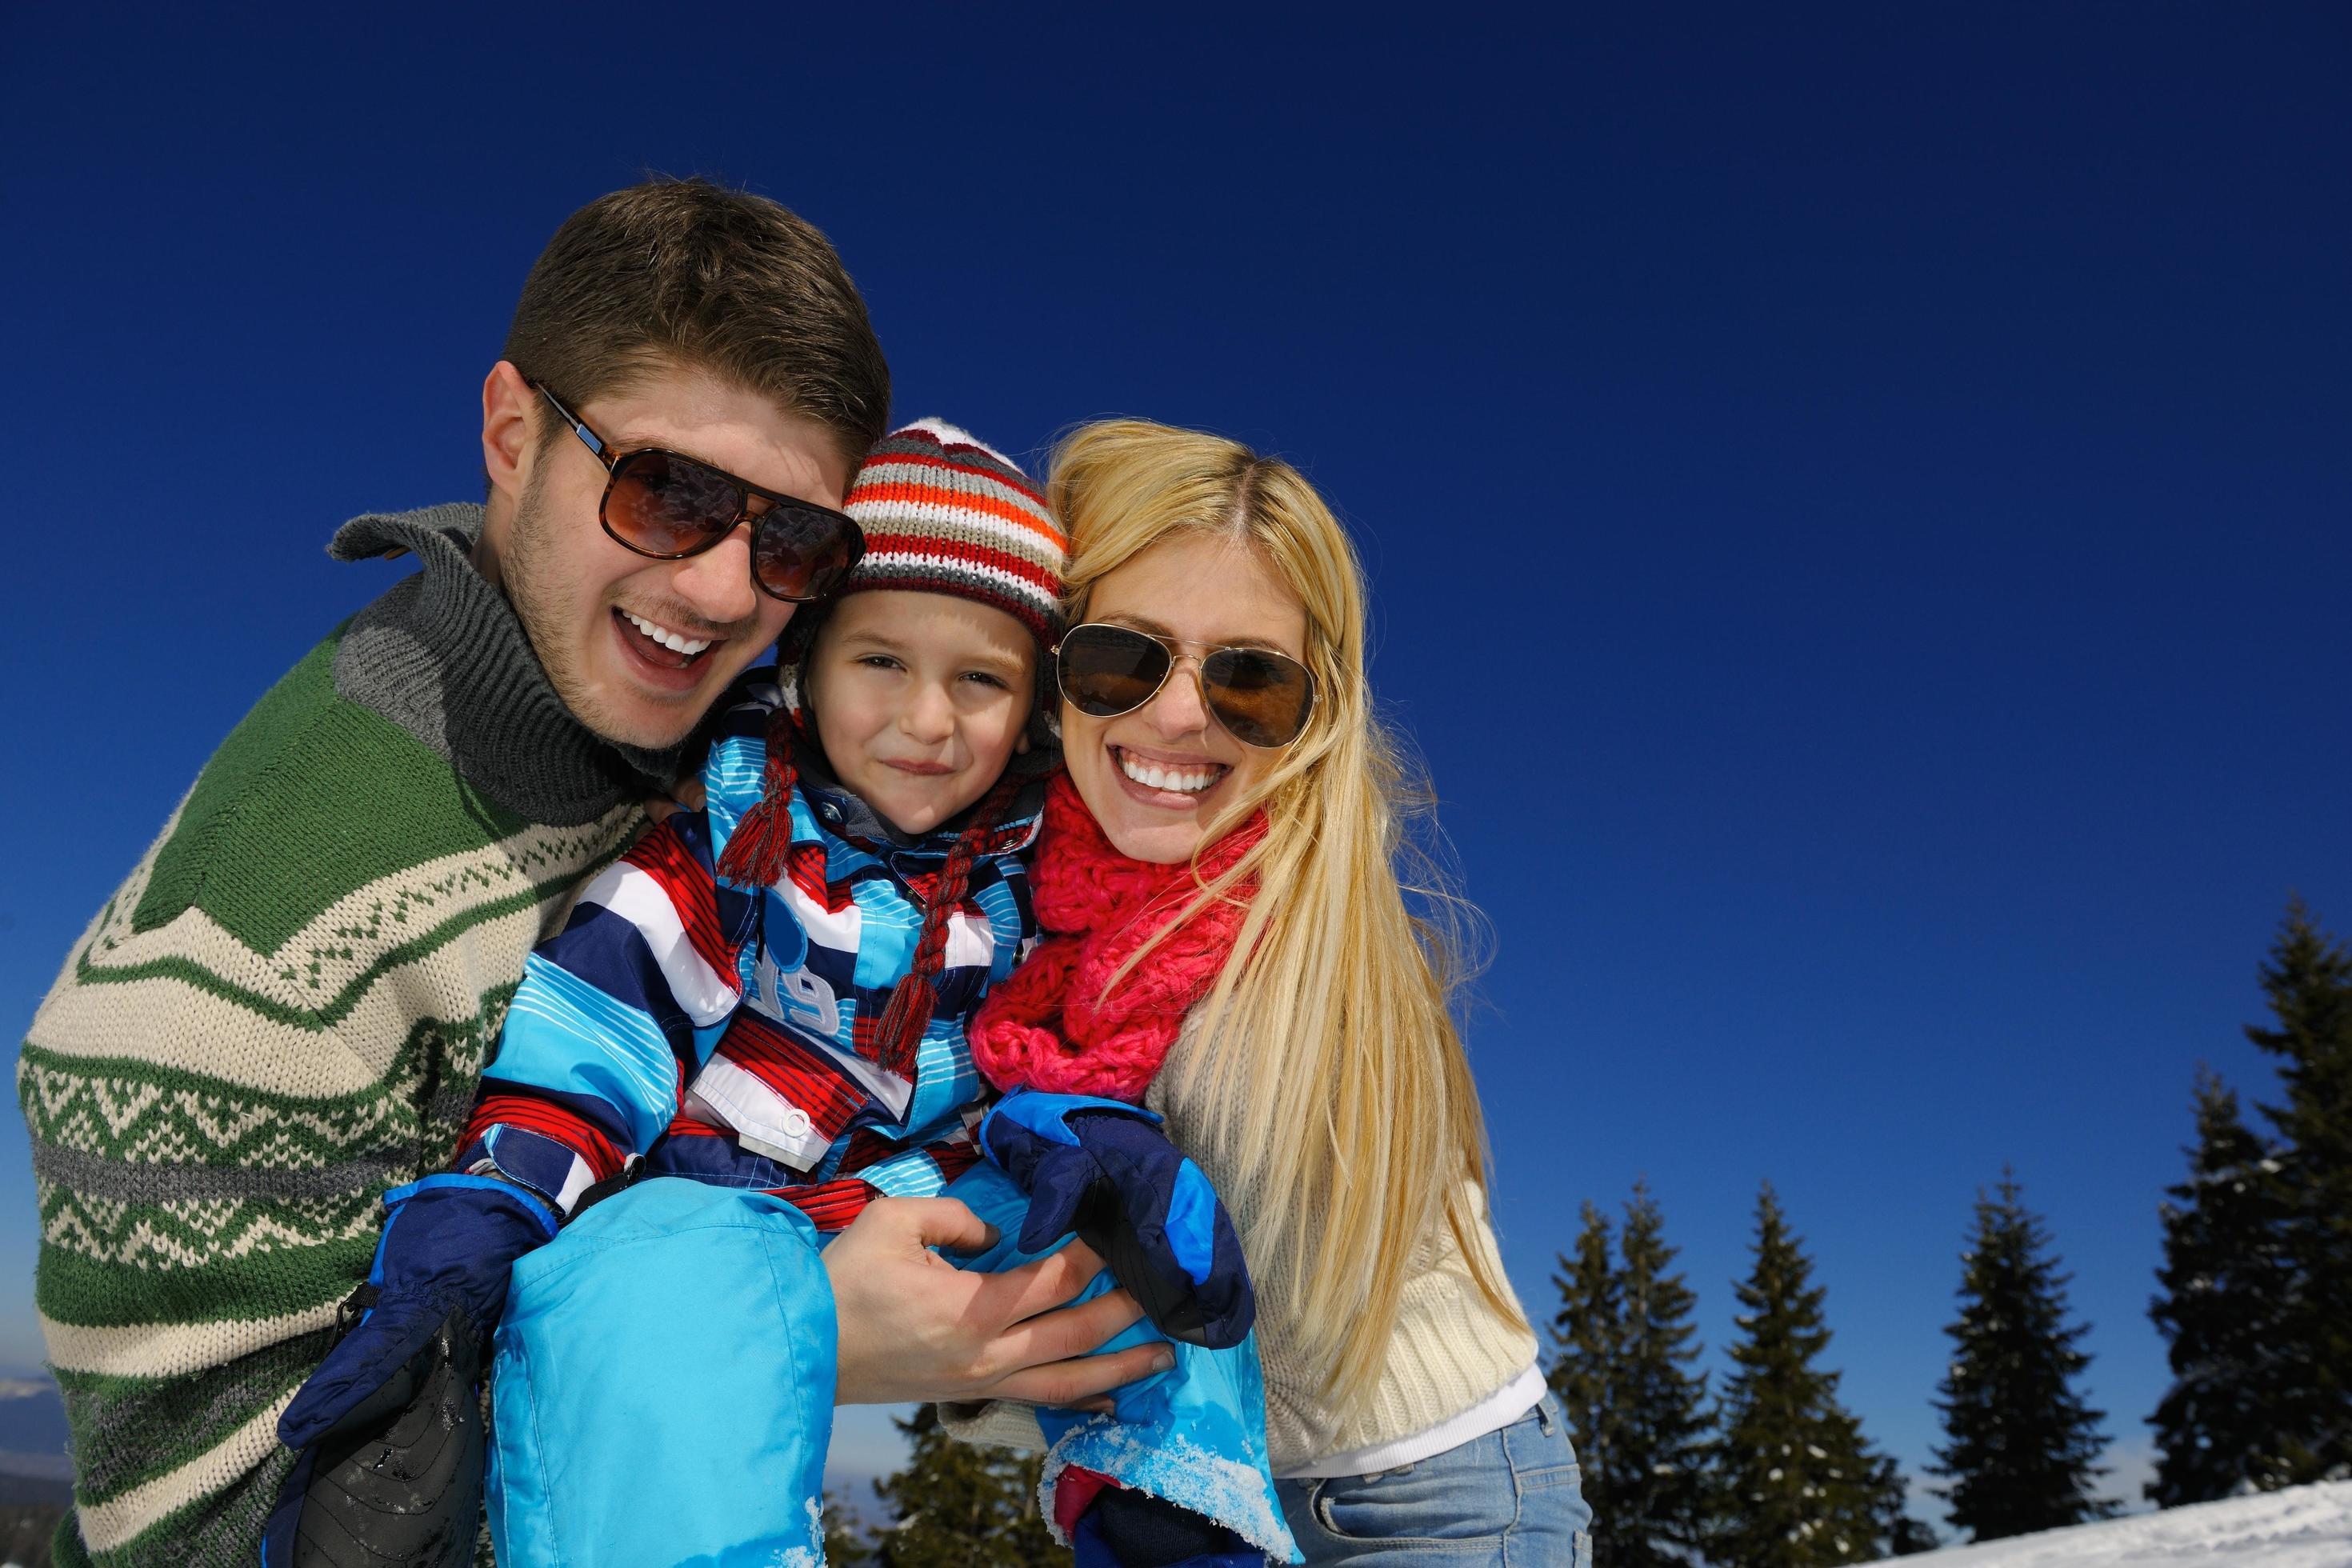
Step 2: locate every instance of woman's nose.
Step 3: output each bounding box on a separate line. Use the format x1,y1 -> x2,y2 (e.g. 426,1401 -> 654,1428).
1143,656 -> 1212,737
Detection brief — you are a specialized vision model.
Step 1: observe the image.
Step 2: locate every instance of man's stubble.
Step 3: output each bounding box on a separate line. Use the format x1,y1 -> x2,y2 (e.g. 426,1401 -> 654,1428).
500,466 -> 648,749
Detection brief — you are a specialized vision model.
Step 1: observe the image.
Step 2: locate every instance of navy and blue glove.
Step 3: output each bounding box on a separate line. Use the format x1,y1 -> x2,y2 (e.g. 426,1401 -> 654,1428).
262,1174 -> 557,1568
981,1091 -> 1254,1350
1073,1483 -> 1260,1568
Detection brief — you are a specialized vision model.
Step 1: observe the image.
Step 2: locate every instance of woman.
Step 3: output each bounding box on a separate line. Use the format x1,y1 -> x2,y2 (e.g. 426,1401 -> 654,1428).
957,419 -> 1593,1564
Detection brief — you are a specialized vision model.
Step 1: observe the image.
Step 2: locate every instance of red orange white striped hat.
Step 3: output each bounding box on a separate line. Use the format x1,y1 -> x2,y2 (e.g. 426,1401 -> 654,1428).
838,418 -> 1066,649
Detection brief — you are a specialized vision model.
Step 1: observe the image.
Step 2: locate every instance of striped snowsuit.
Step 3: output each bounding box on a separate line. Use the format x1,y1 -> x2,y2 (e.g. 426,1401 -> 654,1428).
454,675 -> 1039,1225
467,676 -> 1298,1566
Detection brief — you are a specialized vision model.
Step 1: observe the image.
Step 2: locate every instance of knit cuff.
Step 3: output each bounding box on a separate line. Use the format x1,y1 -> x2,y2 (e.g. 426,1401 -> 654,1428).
936,1398 -> 1048,1454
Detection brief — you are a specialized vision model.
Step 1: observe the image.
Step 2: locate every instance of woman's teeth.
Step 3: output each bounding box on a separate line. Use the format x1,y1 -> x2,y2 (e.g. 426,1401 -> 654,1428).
1118,749 -> 1222,794
622,610 -> 712,657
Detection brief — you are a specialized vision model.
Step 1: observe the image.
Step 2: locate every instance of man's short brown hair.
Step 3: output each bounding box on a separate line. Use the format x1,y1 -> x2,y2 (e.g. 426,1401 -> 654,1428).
503,179 -> 890,466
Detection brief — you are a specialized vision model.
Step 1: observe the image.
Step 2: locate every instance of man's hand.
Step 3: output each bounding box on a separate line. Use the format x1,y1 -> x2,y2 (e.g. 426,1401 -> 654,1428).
643,774 -> 707,826
822,1195 -> 1173,1407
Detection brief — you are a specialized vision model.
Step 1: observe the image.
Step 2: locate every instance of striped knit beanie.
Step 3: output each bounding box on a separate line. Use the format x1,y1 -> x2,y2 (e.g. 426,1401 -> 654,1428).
840,418 -> 1066,649
715,419 -> 1063,1075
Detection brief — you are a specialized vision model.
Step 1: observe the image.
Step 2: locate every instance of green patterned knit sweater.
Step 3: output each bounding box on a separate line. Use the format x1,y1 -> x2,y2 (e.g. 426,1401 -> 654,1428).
16,505 -> 657,1566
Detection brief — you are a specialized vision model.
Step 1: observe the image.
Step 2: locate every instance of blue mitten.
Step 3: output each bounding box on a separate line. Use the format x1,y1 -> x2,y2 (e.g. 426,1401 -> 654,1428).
981,1091 -> 1254,1350
263,1174 -> 557,1567
1074,1484 -> 1262,1567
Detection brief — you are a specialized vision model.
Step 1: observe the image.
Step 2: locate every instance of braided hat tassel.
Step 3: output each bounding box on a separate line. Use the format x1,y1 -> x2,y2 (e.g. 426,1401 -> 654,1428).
874,771 -> 1024,1079
713,704 -> 802,892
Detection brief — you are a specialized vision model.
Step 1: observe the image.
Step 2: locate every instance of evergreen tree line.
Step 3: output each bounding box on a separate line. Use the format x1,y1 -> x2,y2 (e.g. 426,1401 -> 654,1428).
2147,899 -> 2352,1502
1549,1170 -> 2111,1566
1544,899 -> 2351,1563
821,902 -> 2350,1562
1550,1179 -> 1937,1566
822,1404 -> 1068,1566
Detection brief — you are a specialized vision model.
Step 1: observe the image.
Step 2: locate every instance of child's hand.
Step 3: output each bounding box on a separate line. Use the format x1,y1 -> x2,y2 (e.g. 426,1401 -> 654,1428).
267,1174 -> 558,1563
981,1093 -> 1256,1350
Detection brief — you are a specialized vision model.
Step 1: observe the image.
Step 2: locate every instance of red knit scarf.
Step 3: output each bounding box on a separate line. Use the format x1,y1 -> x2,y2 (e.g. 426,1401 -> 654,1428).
968,773 -> 1265,1102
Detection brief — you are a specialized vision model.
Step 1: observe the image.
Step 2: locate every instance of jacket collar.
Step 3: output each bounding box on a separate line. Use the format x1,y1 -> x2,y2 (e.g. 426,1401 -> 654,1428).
789,738 -> 1048,858
329,503 -> 682,826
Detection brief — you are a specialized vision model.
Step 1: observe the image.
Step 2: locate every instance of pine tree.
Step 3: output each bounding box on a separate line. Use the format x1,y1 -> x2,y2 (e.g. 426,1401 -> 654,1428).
822,1491 -> 878,1566
1547,1201 -> 1626,1535
1709,1183 -> 1885,1568
1607,1181 -> 1713,1565
1929,1171 -> 2114,1538
2147,1070 -> 2298,1502
2244,899 -> 2352,1482
869,1405 -> 1070,1567
1868,1453 -> 1939,1557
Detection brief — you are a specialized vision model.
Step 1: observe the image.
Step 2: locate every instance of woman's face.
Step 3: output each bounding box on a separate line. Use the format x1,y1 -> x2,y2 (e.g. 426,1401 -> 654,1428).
1062,530 -> 1311,864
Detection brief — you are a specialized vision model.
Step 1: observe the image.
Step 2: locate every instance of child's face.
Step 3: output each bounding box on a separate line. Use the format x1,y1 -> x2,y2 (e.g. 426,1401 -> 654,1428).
806,590 -> 1037,837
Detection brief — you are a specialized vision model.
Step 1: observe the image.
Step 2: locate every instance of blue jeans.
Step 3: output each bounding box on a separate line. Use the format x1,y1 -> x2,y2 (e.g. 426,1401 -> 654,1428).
1274,1394 -> 1593,1566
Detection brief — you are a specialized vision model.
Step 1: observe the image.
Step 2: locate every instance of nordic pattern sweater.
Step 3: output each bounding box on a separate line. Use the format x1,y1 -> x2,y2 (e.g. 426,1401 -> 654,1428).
14,505 -> 652,1567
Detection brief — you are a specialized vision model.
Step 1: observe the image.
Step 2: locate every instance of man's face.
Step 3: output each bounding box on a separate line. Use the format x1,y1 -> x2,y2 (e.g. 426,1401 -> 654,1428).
494,363 -> 853,749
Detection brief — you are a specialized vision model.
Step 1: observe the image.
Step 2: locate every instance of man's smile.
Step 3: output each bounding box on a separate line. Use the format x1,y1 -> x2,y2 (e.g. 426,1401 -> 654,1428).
610,606 -> 720,684
619,608 -> 714,657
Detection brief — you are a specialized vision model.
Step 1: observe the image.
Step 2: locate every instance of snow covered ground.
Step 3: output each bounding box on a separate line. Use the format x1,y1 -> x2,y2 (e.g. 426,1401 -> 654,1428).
1910,1482 -> 2352,1567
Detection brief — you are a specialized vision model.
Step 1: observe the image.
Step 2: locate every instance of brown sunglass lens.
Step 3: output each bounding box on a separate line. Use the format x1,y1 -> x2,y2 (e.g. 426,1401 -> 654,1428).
752,505 -> 860,602
1202,648 -> 1314,746
1058,627 -> 1172,717
606,451 -> 744,555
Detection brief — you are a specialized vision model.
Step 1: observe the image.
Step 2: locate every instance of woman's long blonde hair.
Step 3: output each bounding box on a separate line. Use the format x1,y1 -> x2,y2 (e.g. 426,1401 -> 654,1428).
1050,418 -> 1525,1415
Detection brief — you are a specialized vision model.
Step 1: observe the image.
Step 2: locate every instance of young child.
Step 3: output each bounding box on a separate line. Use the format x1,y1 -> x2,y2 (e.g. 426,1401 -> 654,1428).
461,419 -> 1066,1231
273,422 -> 1296,1568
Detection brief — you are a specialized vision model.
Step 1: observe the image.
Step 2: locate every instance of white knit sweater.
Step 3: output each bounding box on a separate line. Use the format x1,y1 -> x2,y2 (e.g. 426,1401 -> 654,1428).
944,1011 -> 1538,1473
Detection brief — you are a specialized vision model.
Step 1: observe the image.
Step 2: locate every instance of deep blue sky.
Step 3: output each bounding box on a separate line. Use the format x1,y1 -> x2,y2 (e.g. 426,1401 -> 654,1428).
4,2 -> 2346,1522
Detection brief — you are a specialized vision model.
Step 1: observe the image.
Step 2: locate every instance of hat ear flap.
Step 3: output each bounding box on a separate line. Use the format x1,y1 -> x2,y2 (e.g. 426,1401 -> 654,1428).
1011,657 -> 1061,773
774,604 -> 830,730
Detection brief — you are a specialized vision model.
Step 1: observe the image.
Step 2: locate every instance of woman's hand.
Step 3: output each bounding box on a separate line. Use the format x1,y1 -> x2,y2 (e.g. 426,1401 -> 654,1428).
821,1195 -> 1173,1409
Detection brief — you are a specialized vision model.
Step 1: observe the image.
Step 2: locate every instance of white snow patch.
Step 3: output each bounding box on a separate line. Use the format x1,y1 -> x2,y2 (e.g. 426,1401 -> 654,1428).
1039,1422 -> 1296,1559
758,1498 -> 826,1566
1907,1481 -> 2352,1568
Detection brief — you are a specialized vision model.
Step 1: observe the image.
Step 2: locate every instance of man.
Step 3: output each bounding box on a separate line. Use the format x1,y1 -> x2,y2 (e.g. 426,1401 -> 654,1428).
17,180 -> 1158,1568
